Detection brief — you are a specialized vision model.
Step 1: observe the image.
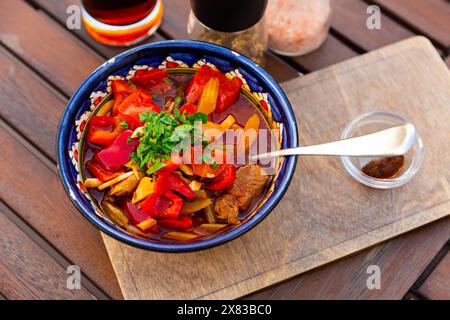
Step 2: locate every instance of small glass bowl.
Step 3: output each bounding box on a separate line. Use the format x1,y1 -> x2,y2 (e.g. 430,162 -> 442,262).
340,111 -> 424,189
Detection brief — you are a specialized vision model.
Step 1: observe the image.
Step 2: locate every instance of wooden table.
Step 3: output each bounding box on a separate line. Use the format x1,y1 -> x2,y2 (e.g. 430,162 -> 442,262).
0,0 -> 448,300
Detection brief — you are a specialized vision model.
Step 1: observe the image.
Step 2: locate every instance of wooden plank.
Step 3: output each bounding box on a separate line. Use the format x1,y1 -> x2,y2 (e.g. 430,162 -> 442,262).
332,0 -> 415,51
159,0 -> 300,81
2,1 -> 442,300
0,0 -> 102,96
0,45 -> 123,297
289,34 -> 358,71
416,250 -> 450,300
0,47 -> 64,160
0,126 -> 123,299
161,0 -> 358,71
0,207 -> 94,299
103,37 -> 450,300
1,0 -> 290,299
246,218 -> 450,299
373,0 -> 450,47
159,0 -> 191,39
261,53 -> 302,82
31,0 -> 302,82
31,0 -> 166,59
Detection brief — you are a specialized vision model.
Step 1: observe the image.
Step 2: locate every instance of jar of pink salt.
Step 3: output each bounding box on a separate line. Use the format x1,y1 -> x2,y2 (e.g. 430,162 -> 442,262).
267,0 -> 332,56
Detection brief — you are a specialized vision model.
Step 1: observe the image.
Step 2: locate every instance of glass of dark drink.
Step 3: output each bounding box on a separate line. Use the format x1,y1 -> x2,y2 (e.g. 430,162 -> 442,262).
81,0 -> 164,46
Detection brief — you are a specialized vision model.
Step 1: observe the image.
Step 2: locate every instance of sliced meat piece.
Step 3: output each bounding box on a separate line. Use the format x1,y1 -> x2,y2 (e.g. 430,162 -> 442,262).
214,194 -> 240,225
227,164 -> 269,211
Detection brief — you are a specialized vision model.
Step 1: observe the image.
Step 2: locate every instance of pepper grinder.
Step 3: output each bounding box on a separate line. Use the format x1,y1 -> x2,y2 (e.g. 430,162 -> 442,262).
187,0 -> 268,64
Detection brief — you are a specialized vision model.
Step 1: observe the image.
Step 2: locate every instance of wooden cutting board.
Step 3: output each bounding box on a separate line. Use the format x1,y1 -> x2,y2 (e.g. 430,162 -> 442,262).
102,37 -> 450,300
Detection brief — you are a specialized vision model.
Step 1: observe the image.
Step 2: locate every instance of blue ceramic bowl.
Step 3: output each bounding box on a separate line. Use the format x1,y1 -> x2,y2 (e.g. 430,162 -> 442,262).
57,40 -> 298,252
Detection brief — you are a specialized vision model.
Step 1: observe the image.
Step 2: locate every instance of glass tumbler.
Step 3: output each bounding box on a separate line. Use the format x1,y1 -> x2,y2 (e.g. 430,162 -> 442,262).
81,0 -> 164,46
267,0 -> 331,56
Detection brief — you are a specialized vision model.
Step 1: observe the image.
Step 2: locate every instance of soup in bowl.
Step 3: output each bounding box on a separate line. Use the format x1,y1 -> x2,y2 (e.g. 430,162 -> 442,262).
57,40 -> 298,252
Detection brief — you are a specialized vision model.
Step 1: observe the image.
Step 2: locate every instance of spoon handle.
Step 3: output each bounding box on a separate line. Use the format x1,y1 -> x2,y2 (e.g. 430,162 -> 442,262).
253,123 -> 415,161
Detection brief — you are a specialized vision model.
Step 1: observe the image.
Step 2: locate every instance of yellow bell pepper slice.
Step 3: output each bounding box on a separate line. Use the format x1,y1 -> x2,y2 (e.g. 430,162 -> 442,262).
179,164 -> 194,176
231,123 -> 242,130
189,180 -> 202,192
97,171 -> 134,191
84,178 -> 102,189
220,114 -> 236,130
136,218 -> 157,232
204,205 -> 216,223
197,77 -> 220,115
202,121 -> 225,143
244,114 -> 260,150
182,198 -> 212,214
96,99 -> 114,116
162,232 -> 199,241
193,223 -> 227,235
132,177 -> 156,204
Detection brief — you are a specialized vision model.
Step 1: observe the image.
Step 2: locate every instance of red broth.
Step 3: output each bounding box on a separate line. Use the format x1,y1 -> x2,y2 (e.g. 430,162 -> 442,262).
82,70 -> 277,242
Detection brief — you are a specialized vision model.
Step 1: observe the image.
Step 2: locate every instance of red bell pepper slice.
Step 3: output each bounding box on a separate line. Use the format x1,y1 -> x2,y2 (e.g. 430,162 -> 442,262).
87,116 -> 125,146
149,223 -> 160,234
185,65 -> 242,114
86,160 -> 124,182
95,130 -> 138,172
130,68 -> 168,90
88,115 -> 116,128
123,201 -> 150,225
123,202 -> 160,233
88,130 -> 122,147
162,172 -> 195,199
150,171 -> 194,198
141,190 -> 183,220
206,164 -> 236,191
216,76 -> 242,114
154,154 -> 182,175
189,146 -> 229,178
117,113 -> 141,131
147,81 -> 172,95
152,174 -> 170,195
191,162 -> 222,178
87,116 -> 121,146
191,213 -> 206,227
118,88 -> 160,124
159,215 -> 192,231
178,103 -> 196,115
185,65 -> 216,104
112,79 -> 134,96
140,173 -> 192,219
87,114 -> 141,146
166,61 -> 180,68
111,80 -> 134,115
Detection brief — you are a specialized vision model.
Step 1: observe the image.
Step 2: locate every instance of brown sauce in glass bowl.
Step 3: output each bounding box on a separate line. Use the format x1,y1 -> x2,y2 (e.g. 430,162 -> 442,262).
361,155 -> 405,179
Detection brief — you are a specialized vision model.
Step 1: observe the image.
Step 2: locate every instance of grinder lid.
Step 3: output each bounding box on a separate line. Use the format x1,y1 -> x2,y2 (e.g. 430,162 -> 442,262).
190,0 -> 268,33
